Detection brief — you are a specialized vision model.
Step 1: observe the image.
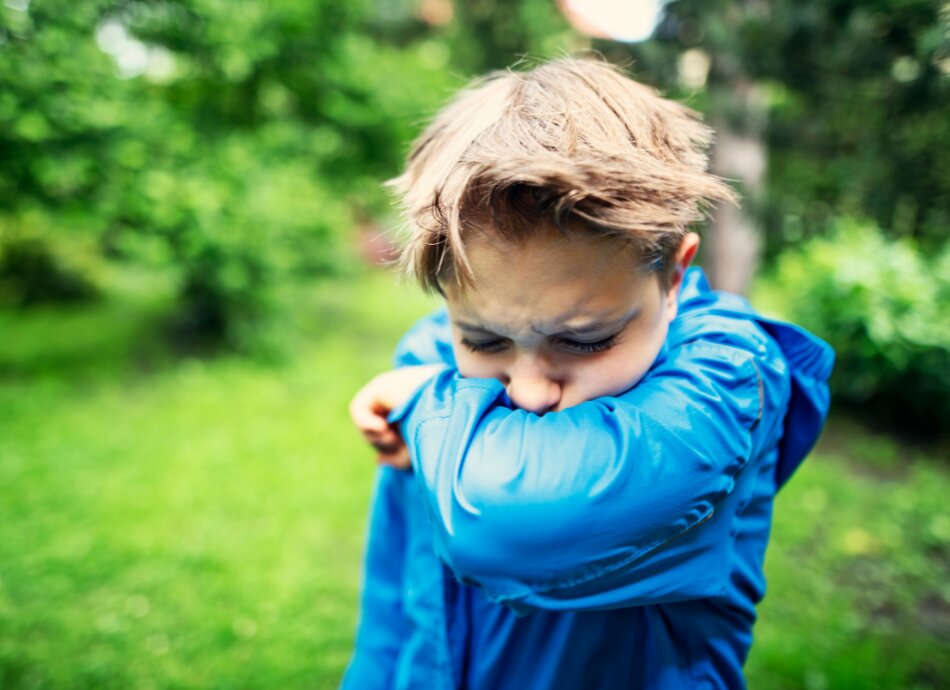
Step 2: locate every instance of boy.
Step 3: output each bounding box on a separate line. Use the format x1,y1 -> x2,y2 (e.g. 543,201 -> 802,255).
342,58 -> 833,690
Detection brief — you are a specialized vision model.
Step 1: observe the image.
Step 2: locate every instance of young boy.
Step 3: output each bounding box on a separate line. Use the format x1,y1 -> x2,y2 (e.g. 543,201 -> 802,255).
341,58 -> 833,690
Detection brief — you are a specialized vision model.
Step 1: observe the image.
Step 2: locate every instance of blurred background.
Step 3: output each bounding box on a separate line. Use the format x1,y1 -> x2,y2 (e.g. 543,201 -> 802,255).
1,0 -> 948,688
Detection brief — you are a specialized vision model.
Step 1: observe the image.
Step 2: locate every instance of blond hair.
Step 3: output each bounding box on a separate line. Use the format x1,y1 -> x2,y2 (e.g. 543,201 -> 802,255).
389,57 -> 736,291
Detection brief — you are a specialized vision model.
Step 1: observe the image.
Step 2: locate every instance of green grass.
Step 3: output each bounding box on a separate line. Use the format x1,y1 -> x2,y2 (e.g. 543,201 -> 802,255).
748,418 -> 950,689
1,270 -> 948,689
0,269 -> 438,690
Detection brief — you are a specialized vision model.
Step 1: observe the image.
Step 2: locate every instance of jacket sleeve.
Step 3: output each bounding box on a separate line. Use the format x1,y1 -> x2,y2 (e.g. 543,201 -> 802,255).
340,468 -> 411,689
389,322 -> 793,613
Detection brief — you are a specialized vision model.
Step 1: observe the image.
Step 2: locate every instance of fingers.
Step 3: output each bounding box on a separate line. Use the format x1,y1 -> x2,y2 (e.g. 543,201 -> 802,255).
348,388 -> 389,434
349,382 -> 408,461
349,369 -> 421,471
367,426 -> 403,454
378,445 -> 412,470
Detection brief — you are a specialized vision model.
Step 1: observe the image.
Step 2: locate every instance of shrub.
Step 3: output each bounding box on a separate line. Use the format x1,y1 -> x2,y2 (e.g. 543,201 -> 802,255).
763,218 -> 950,435
104,135 -> 357,354
0,224 -> 99,308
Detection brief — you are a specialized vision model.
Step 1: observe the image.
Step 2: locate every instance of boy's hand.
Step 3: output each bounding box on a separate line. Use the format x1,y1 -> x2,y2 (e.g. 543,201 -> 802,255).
349,364 -> 444,469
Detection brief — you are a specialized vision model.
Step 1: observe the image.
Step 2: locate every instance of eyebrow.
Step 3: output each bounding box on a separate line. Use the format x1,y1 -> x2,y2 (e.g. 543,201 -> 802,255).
454,321 -> 498,335
549,309 -> 641,337
453,307 -> 641,339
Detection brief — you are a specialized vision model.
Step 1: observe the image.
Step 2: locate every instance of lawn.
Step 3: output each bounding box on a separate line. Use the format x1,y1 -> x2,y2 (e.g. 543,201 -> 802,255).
1,269 -> 947,690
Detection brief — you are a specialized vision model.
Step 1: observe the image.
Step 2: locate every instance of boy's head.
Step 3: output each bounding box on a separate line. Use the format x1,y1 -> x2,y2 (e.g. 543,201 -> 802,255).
391,57 -> 735,413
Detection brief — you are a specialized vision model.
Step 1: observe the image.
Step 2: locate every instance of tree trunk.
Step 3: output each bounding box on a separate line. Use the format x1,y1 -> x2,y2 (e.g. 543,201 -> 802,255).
705,81 -> 767,296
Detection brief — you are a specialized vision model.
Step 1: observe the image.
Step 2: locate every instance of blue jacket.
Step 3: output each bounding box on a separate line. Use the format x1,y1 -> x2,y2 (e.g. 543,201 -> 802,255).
341,268 -> 833,690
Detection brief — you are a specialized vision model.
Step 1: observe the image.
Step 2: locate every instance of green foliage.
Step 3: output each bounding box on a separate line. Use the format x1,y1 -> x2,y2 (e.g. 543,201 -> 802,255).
105,135 -> 357,351
620,0 -> 950,255
0,0 -> 460,350
763,219 -> 950,433
0,235 -> 98,308
440,0 -> 576,72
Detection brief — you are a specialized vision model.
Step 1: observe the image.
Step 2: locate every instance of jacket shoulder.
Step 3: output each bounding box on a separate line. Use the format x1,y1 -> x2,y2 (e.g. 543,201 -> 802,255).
393,308 -> 456,368
672,268 -> 834,487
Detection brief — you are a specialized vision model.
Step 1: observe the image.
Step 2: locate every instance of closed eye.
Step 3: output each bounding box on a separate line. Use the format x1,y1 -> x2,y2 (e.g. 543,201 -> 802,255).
460,337 -> 510,354
461,334 -> 620,355
555,334 -> 619,354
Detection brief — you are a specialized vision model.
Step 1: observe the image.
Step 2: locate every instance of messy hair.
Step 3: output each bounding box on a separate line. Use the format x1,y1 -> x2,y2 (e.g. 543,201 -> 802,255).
388,57 -> 737,292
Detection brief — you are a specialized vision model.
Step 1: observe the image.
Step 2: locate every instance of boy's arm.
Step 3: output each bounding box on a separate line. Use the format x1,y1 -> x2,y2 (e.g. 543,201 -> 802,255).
388,318 -> 804,613
340,468 -> 410,689
350,308 -> 454,468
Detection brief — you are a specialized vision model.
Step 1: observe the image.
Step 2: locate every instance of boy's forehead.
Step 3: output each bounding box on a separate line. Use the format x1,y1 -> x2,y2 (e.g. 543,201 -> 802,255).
451,303 -> 644,337
438,225 -> 665,334
445,265 -> 657,338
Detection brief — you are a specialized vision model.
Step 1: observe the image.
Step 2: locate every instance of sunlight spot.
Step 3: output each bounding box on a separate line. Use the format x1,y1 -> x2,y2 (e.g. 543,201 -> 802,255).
678,48 -> 710,89
560,0 -> 664,43
841,527 -> 878,556
146,633 -> 170,655
125,594 -> 151,618
232,616 -> 258,639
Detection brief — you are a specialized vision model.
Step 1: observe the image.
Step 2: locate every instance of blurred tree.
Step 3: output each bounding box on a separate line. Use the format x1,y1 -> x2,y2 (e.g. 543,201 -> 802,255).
0,0 -> 458,349
617,0 -> 949,271
448,0 -> 575,72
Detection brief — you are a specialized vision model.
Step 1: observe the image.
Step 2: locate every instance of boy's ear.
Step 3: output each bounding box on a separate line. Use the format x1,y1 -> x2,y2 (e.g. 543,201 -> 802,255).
664,232 -> 700,321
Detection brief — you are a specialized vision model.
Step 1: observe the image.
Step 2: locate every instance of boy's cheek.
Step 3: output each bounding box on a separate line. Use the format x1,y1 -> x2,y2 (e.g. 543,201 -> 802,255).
559,369 -> 646,409
450,335 -> 503,380
453,349 -> 501,381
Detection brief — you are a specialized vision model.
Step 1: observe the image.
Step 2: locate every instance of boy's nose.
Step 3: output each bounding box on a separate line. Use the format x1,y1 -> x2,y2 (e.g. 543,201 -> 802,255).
504,357 -> 562,414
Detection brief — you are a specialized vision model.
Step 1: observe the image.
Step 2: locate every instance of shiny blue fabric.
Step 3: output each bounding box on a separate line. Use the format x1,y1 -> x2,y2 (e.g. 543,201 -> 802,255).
341,268 -> 833,690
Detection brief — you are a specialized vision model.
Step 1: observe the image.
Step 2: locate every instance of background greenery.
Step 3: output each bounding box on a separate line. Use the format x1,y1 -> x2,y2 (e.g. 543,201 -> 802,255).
1,0 -> 948,688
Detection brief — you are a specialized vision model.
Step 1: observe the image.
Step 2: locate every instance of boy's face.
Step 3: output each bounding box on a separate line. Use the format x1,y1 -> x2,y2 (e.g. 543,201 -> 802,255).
443,229 -> 697,414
